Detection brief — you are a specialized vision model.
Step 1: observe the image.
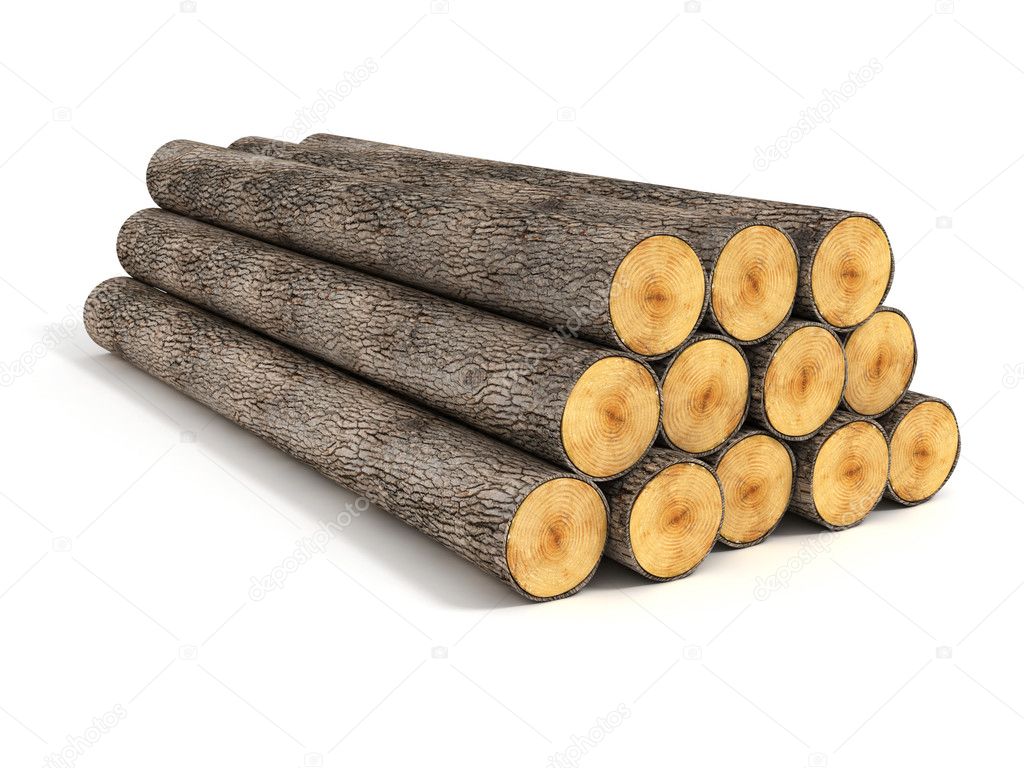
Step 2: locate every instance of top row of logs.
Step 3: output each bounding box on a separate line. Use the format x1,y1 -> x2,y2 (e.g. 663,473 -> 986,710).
146,134 -> 894,362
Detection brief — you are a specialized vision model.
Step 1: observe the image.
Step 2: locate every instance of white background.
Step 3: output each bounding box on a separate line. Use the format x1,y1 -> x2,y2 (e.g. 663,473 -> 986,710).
1,1 -> 1021,766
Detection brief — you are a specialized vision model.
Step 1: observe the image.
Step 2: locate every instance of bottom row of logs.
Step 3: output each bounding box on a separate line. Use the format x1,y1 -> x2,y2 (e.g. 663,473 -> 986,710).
84,277 -> 961,602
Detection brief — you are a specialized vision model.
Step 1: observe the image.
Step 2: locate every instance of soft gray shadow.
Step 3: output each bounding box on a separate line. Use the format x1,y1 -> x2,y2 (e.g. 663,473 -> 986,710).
65,345 -> 531,610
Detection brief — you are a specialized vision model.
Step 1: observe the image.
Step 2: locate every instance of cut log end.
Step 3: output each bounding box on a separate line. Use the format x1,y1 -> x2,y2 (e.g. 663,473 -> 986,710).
629,461 -> 723,579
711,225 -> 798,343
843,308 -> 916,416
716,434 -> 794,547
811,216 -> 893,328
812,420 -> 889,528
610,235 -> 705,357
561,356 -> 661,479
764,326 -> 846,438
662,337 -> 748,454
506,477 -> 608,599
889,400 -> 959,504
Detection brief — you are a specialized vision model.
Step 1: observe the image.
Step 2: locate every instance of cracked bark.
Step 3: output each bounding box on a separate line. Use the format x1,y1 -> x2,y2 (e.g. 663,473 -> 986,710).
230,136 -> 797,342
146,140 -> 707,357
117,208 -> 657,479
84,277 -> 607,601
295,132 -> 892,326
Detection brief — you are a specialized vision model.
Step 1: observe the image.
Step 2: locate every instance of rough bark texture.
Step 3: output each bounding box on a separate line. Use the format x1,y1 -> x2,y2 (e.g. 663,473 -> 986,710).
745,320 -> 846,441
231,136 -> 792,342
875,391 -> 961,505
599,448 -> 723,581
789,411 -> 886,530
839,305 -> 917,417
299,132 -> 893,326
652,332 -> 750,456
117,208 -> 654,479
146,140 -> 706,357
84,277 -> 606,601
705,427 -> 795,547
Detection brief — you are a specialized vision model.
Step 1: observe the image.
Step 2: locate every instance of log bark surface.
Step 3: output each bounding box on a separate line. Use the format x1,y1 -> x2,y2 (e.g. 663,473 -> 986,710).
600,448 -> 722,581
230,136 -> 793,342
146,140 -> 705,356
84,277 -> 606,601
299,132 -> 892,326
117,208 -> 657,479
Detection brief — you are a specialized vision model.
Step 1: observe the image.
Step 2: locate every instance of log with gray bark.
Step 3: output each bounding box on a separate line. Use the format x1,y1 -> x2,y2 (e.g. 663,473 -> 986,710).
116,208 -> 661,480
788,411 -> 889,530
654,332 -> 749,455
297,132 -> 895,330
84,277 -> 610,601
146,140 -> 710,359
705,428 -> 795,547
230,136 -> 800,345
875,392 -> 959,505
840,306 -> 917,417
746,320 -> 847,441
600,448 -> 723,581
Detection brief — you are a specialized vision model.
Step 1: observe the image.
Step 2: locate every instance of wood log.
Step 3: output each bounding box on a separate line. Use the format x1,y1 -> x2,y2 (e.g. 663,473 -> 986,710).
705,429 -> 795,547
746,320 -> 846,440
146,140 -> 709,359
84,278 -> 609,601
600,448 -> 722,581
655,333 -> 749,455
840,306 -> 917,417
230,136 -> 799,345
117,209 -> 661,480
297,132 -> 894,330
788,411 -> 889,529
875,392 -> 959,505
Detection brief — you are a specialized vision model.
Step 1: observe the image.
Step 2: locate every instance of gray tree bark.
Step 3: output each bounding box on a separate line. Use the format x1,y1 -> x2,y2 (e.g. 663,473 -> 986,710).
230,136 -> 795,343
84,277 -> 608,601
117,208 -> 657,480
146,140 -> 707,357
298,132 -> 893,327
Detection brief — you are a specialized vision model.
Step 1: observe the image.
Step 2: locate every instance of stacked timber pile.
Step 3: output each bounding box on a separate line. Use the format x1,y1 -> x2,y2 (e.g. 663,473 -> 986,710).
83,134 -> 960,600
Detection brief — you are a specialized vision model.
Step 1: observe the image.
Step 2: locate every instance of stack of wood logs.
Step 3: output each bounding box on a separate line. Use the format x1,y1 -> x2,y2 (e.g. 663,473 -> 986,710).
84,133 -> 960,600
